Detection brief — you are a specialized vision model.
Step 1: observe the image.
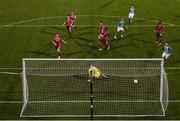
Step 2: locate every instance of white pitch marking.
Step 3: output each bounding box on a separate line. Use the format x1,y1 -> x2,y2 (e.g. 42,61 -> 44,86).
0,101 -> 23,103
0,24 -> 179,28
0,15 -> 176,28
0,72 -> 21,75
0,100 -> 180,103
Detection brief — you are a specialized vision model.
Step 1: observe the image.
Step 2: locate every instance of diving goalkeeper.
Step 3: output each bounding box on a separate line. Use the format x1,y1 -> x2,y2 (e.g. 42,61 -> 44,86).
88,65 -> 109,79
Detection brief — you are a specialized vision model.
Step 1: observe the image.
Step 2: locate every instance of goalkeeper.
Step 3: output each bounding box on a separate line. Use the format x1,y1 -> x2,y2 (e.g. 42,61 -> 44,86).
88,65 -> 109,79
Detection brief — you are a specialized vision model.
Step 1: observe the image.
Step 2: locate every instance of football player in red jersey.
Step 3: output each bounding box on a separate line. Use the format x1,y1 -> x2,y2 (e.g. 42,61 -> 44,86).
155,20 -> 164,45
69,11 -> 76,28
63,11 -> 76,37
99,27 -> 110,51
98,21 -> 105,40
52,33 -> 67,59
63,15 -> 74,37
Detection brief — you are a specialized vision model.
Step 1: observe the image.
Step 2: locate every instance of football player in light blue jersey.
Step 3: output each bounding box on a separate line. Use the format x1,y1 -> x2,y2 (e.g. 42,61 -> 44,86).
114,18 -> 127,39
162,43 -> 172,60
128,6 -> 135,24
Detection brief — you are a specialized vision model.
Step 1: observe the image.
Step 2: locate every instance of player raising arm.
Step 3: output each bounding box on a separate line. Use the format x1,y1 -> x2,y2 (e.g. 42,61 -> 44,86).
114,18 -> 127,39
128,5 -> 135,24
162,43 -> 172,60
52,33 -> 67,59
156,20 -> 164,45
88,65 -> 109,79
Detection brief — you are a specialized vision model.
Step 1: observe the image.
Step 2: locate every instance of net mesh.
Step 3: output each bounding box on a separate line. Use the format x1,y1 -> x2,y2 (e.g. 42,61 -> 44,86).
21,59 -> 168,117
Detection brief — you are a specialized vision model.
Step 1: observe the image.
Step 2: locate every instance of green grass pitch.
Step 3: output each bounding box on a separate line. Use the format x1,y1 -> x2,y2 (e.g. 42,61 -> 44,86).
0,0 -> 180,120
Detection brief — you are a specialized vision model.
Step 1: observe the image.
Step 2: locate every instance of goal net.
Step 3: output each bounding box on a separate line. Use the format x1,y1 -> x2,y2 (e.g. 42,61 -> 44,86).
20,58 -> 168,117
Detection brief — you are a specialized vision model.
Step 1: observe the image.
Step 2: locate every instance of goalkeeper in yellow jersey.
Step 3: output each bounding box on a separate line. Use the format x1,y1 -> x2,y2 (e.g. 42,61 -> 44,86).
88,65 -> 109,79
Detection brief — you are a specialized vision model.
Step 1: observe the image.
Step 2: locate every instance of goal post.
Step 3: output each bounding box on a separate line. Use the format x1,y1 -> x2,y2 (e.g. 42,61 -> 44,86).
20,58 -> 168,117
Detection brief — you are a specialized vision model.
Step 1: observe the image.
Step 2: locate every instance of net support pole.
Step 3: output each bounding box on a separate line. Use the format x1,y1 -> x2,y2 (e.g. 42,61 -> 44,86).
89,72 -> 94,120
160,59 -> 165,115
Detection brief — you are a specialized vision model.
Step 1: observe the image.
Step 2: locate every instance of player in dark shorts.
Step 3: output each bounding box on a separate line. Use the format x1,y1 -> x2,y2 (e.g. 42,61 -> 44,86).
155,20 -> 164,45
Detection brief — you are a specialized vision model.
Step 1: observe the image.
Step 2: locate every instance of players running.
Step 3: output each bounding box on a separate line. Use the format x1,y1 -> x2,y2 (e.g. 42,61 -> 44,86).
52,33 -> 67,59
128,5 -> 135,24
88,65 -> 109,79
156,20 -> 164,45
114,18 -> 127,39
162,43 -> 172,60
49,10 -> 173,60
63,11 -> 76,37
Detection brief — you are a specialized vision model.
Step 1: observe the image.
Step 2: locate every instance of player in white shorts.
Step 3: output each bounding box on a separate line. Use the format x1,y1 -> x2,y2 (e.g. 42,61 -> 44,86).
114,18 -> 127,39
162,43 -> 172,60
128,6 -> 135,24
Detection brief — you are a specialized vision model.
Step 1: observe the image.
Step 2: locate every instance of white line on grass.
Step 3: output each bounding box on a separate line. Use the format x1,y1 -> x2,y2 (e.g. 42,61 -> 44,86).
0,101 -> 23,103
0,15 -> 176,28
0,100 -> 180,103
0,72 -> 21,75
1,24 -> 179,28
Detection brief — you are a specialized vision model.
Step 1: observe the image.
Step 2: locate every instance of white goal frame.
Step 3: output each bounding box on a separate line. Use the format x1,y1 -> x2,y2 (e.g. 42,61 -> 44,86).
20,58 -> 168,117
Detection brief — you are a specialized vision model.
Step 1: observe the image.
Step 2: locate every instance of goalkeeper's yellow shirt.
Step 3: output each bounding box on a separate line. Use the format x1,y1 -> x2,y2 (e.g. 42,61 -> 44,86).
88,66 -> 101,79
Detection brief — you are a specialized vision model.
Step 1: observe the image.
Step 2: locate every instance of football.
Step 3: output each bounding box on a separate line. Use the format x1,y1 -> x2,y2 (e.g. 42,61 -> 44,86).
134,79 -> 138,83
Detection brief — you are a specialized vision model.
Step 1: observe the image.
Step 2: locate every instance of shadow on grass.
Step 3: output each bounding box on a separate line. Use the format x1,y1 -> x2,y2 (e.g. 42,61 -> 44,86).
98,0 -> 116,9
78,31 -> 95,36
147,45 -> 162,58
167,59 -> 180,64
110,43 -> 132,50
130,38 -> 155,45
166,39 -> 180,44
76,36 -> 95,43
74,40 -> 98,49
125,33 -> 145,38
48,26 -> 65,31
132,19 -> 147,24
25,50 -> 53,57
77,26 -> 95,31
171,14 -> 180,18
41,30 -> 55,35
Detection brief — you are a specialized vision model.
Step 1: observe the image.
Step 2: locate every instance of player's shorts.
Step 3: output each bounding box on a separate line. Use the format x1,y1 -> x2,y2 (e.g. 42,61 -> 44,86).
157,32 -> 162,37
55,45 -> 61,52
162,52 -> 171,60
100,38 -> 108,45
66,26 -> 72,31
128,13 -> 135,19
117,27 -> 124,32
98,33 -> 104,39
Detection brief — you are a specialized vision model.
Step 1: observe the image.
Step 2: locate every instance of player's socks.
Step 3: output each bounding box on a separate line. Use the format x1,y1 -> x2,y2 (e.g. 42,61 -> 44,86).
107,45 -> 110,50
121,34 -> 124,38
58,56 -> 61,59
155,41 -> 159,44
129,19 -> 131,24
158,43 -> 162,46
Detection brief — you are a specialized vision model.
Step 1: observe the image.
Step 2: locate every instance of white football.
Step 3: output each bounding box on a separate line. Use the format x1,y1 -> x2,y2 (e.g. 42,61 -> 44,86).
134,79 -> 138,83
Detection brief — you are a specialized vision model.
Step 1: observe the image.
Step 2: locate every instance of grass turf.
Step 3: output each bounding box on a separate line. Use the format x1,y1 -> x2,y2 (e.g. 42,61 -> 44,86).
0,0 -> 180,119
